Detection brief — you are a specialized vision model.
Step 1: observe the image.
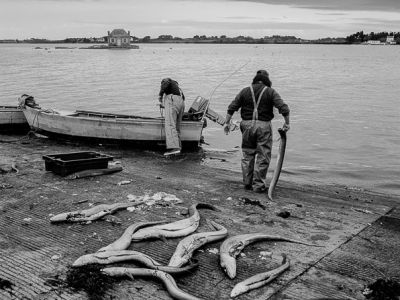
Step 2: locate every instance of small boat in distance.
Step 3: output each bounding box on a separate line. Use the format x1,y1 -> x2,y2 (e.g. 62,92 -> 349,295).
18,94 -> 207,148
0,106 -> 29,133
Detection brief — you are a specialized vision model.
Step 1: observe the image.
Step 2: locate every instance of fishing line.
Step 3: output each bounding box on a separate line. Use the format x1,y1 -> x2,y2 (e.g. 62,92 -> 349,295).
201,59 -> 251,122
208,59 -> 251,103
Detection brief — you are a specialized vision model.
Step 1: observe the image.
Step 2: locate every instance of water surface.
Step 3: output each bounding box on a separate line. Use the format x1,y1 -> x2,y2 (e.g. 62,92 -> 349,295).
0,43 -> 399,196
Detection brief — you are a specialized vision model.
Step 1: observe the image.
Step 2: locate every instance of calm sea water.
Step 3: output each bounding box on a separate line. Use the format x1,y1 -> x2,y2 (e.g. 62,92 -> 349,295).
0,43 -> 399,196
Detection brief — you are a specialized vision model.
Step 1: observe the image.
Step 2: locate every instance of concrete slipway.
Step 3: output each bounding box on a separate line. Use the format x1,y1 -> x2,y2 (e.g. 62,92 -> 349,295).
0,134 -> 399,300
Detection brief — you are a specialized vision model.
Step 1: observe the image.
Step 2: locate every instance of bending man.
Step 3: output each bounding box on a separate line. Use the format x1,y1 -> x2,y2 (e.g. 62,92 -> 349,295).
158,78 -> 185,156
224,70 -> 290,193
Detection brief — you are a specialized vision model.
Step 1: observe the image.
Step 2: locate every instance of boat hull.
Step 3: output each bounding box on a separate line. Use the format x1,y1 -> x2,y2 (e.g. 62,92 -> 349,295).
22,106 -> 204,147
0,106 -> 29,133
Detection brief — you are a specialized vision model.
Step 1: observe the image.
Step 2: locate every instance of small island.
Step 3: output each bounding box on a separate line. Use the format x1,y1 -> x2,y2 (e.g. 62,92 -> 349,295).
80,29 -> 139,49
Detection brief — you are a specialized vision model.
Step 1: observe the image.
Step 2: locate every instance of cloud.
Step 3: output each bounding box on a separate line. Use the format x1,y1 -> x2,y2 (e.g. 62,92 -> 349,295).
316,13 -> 348,16
1,0 -> 399,39
12,0 -> 400,12
350,18 -> 400,28
224,16 -> 265,20
224,0 -> 400,12
168,19 -> 334,31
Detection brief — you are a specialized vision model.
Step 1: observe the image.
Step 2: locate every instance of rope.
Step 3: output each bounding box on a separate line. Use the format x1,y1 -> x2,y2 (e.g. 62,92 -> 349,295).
0,134 -> 31,143
0,108 -> 41,143
159,104 -> 164,142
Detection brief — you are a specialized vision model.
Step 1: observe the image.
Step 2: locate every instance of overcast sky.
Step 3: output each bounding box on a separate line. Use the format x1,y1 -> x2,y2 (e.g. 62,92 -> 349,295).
1,0 -> 399,39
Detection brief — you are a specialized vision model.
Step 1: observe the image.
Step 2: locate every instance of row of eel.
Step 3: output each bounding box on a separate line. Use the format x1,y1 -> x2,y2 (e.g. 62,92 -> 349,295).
54,202 -> 321,299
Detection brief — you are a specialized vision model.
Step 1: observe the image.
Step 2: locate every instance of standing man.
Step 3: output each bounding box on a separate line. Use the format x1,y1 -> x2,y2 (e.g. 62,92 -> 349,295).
224,70 -> 290,193
158,78 -> 185,156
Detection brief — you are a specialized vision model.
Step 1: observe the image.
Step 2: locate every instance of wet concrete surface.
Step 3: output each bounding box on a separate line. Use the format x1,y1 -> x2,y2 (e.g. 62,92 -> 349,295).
0,134 -> 399,300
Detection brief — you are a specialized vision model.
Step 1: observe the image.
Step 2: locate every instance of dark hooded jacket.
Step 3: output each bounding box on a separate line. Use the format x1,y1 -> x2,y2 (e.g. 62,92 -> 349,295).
227,82 -> 289,121
158,78 -> 185,100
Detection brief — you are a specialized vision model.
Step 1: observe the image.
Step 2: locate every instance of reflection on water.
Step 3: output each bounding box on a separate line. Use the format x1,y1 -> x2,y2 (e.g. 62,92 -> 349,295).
0,43 -> 399,196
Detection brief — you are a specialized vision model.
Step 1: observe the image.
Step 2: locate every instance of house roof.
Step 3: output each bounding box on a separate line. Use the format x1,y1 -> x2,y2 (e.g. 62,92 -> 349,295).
109,29 -> 129,37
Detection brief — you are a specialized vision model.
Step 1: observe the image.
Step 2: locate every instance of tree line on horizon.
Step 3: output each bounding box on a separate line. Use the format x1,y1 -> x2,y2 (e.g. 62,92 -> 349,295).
0,34 -> 346,44
346,31 -> 400,43
1,31 -> 398,44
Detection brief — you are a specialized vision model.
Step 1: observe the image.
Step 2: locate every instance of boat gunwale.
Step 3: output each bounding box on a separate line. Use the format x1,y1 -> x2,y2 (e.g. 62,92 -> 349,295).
0,106 -> 24,112
25,106 -> 204,126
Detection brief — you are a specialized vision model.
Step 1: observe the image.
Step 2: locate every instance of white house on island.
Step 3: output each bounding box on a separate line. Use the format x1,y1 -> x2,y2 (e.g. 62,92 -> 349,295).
107,29 -> 131,47
386,35 -> 396,45
366,35 -> 397,45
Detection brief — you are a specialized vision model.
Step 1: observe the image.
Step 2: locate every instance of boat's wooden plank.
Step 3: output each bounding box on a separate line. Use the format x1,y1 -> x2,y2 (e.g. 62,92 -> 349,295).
0,106 -> 21,110
0,107 -> 28,130
75,110 -> 156,120
22,106 -> 204,142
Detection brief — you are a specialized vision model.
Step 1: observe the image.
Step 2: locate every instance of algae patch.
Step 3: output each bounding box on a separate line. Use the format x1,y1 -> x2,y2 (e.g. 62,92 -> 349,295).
364,278 -> 400,300
65,265 -> 117,300
0,277 -> 13,290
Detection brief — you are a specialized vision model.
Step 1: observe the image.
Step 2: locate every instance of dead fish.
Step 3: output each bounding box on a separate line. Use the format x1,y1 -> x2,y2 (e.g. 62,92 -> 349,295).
132,224 -> 198,241
268,128 -> 286,200
220,233 -> 320,279
11,162 -> 19,173
102,267 -> 202,300
50,201 -> 143,223
73,250 -> 198,274
97,221 -> 166,252
131,203 -> 216,241
168,220 -> 228,267
230,253 -> 290,298
66,167 -> 122,179
117,180 -> 132,186
0,183 -> 13,189
0,163 -> 18,174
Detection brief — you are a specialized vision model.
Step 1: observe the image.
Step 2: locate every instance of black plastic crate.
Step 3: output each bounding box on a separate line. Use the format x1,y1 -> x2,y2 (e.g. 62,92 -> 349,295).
42,151 -> 114,176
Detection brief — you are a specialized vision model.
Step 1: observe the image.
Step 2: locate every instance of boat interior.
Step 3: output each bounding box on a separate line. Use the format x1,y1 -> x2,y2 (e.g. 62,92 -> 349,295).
69,96 -> 210,121
22,94 -> 210,122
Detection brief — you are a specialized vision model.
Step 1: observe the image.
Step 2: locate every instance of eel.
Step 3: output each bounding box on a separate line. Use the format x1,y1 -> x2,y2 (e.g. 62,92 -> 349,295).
97,221 -> 166,252
230,254 -> 290,298
102,267 -> 203,300
168,220 -> 228,267
11,162 -> 19,173
72,250 -> 198,274
50,202 -> 144,223
131,203 -> 216,241
268,128 -> 287,200
220,233 -> 320,279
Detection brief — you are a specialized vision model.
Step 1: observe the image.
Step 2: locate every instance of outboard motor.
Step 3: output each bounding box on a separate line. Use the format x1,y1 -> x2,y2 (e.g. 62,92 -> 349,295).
186,96 -> 238,130
188,96 -> 209,115
182,96 -> 209,121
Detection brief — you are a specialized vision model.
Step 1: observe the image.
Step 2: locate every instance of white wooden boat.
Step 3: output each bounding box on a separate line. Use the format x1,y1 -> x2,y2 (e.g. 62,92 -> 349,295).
19,95 -> 206,147
0,106 -> 29,133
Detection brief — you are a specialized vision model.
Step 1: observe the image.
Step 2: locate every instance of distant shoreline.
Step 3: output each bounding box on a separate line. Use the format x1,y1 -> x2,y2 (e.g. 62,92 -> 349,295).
1,31 -> 398,45
2,40 -> 398,45
0,38 -> 348,45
